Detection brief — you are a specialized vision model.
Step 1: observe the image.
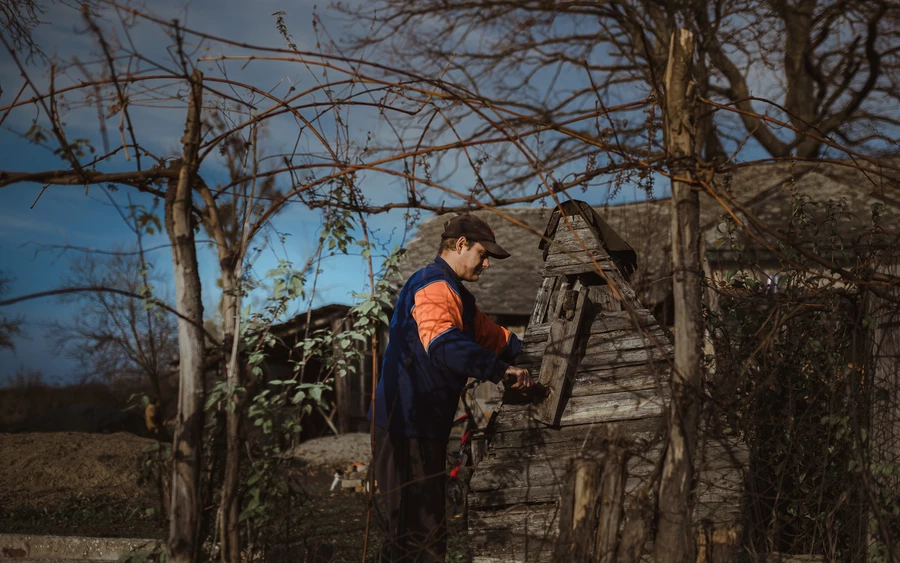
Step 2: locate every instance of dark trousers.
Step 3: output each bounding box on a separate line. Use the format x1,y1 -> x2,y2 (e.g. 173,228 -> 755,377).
374,425 -> 448,563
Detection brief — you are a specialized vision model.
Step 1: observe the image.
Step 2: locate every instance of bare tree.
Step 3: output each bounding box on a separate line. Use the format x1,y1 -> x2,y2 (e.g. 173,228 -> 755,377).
0,0 -> 45,62
341,0 -> 900,191
46,250 -> 177,404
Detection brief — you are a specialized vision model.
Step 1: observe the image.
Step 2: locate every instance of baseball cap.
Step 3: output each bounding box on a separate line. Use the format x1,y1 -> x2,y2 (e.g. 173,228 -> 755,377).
441,214 -> 511,259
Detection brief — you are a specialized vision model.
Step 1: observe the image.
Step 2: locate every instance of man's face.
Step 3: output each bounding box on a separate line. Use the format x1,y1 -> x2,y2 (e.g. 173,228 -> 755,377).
457,240 -> 491,282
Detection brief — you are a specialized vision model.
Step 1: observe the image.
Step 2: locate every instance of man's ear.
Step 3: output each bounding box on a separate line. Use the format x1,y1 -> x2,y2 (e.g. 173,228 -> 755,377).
455,236 -> 467,253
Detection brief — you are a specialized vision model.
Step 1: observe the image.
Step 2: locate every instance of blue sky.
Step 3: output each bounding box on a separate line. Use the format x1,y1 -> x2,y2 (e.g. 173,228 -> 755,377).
0,0 -> 669,383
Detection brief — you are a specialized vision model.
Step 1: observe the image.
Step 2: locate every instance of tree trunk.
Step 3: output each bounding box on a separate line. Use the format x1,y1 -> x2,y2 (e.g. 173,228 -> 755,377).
220,265 -> 242,563
165,68 -> 205,563
656,29 -> 700,563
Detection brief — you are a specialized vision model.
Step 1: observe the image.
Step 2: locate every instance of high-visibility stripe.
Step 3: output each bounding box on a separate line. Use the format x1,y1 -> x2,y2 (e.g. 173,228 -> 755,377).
413,281 -> 464,353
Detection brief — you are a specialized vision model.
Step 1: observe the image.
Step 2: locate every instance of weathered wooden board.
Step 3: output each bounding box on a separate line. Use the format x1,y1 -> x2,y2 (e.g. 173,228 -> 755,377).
519,334 -> 672,374
469,473 -> 655,509
543,259 -> 620,277
529,275 -> 558,327
471,448 -> 662,493
494,389 -> 669,429
469,502 -> 559,530
468,484 -> 562,509
544,246 -> 612,264
590,284 -> 623,312
570,362 -> 671,397
544,220 -> 600,253
470,504 -> 559,563
535,286 -> 588,425
582,330 -> 671,357
522,309 -> 663,346
490,405 -> 663,449
578,345 -> 673,369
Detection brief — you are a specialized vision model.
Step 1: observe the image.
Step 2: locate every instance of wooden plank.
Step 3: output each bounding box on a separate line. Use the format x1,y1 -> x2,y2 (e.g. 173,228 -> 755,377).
488,414 -> 664,451
588,310 -> 661,333
471,452 -> 661,495
570,362 -> 671,397
544,217 -> 607,257
469,502 -> 559,532
579,345 -> 673,369
469,474 -> 656,517
543,255 -> 616,270
555,391 -> 668,426
530,276 -> 559,327
469,503 -> 559,563
545,247 -> 611,263
521,310 -> 662,345
590,284 -> 622,312
473,447 -> 663,497
582,329 -> 671,357
497,389 -> 668,429
546,226 -> 605,255
469,484 -> 562,509
534,285 -> 588,426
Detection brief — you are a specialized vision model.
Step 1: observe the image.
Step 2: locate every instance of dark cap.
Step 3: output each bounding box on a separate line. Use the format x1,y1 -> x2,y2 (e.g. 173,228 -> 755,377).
441,214 -> 511,259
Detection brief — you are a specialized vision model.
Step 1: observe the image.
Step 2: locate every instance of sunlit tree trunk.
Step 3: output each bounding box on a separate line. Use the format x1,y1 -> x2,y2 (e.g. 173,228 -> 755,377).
165,68 -> 205,563
656,29 -> 700,563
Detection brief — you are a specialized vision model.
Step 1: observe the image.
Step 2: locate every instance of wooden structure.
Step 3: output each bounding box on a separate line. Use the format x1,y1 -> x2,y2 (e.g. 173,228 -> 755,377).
265,304 -> 385,436
468,201 -> 746,562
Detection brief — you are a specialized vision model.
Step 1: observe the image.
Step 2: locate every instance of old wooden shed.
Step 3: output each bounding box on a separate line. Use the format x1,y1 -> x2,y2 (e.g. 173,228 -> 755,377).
467,200 -> 746,562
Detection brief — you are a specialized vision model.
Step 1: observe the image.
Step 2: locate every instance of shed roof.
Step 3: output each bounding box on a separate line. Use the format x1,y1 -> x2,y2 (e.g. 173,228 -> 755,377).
397,160 -> 899,315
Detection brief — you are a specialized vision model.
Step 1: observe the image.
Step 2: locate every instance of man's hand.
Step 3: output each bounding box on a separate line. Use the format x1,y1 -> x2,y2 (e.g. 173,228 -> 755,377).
504,365 -> 534,390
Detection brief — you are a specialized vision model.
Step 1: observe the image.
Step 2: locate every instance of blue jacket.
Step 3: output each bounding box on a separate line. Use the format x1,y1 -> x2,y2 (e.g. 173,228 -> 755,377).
369,256 -> 522,439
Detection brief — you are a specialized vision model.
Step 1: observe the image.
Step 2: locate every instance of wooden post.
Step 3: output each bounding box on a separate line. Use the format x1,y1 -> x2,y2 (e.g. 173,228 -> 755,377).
656,28 -> 700,563
616,487 -> 652,563
595,445 -> 626,563
165,68 -> 205,563
556,458 -> 602,563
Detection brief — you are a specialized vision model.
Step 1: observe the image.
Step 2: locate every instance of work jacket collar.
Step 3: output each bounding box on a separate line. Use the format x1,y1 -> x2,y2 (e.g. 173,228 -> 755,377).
433,255 -> 459,281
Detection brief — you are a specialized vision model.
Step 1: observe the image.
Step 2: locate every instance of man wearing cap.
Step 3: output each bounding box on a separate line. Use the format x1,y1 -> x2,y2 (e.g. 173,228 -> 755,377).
370,213 -> 533,562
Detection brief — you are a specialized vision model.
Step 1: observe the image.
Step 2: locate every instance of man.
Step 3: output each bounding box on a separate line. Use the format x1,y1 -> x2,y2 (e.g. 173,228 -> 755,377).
370,213 -> 533,562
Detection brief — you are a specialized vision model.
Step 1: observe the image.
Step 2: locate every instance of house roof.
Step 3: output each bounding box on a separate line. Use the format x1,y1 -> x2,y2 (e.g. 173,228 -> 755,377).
397,160 -> 900,315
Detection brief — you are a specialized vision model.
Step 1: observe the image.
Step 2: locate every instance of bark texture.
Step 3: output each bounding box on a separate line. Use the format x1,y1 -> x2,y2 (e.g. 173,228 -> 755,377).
165,68 -> 205,563
656,29 -> 700,563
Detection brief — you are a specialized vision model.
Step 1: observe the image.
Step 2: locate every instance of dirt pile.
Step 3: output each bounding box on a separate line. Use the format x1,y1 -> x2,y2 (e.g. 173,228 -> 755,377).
0,432 -> 157,510
288,432 -> 371,468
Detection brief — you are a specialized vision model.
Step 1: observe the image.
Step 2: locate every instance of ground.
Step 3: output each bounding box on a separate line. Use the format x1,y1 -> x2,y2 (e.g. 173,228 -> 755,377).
0,432 -> 162,538
0,432 -> 470,562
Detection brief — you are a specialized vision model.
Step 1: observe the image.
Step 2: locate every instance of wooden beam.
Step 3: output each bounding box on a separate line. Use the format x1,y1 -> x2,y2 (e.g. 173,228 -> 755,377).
534,284 -> 588,426
530,275 -> 558,326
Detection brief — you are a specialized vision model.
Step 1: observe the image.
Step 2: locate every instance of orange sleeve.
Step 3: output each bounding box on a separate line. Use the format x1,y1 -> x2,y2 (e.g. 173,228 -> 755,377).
474,307 -> 511,355
413,281 -> 464,352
